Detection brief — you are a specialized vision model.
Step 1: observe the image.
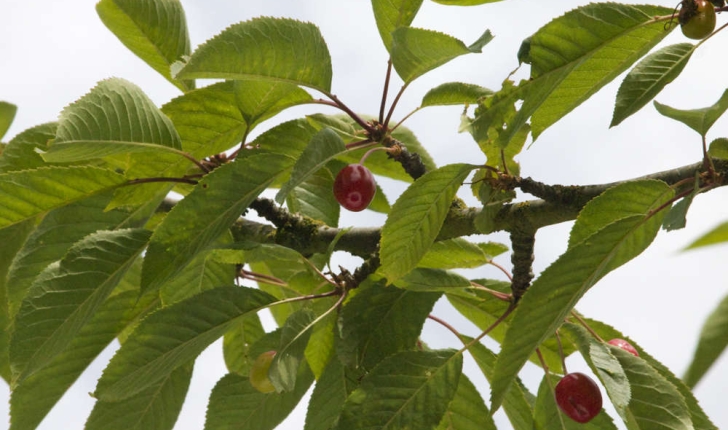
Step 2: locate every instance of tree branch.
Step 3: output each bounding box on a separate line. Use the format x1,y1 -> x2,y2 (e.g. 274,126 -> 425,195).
222,158 -> 727,258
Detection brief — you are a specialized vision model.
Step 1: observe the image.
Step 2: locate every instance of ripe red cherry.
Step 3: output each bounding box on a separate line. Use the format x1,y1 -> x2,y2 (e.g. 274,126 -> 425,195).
333,164 -> 376,212
554,372 -> 603,423
607,338 -> 639,357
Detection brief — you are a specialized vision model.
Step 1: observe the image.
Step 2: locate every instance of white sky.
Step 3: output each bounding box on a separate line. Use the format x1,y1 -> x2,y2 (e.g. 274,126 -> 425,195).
2,0 -> 728,429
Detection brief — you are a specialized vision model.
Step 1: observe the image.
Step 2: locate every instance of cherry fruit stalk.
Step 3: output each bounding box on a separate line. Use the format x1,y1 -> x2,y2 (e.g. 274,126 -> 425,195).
554,372 -> 603,423
334,164 -> 376,212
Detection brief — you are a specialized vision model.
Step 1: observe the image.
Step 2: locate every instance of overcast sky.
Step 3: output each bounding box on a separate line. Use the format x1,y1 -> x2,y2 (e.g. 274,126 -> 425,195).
2,0 -> 728,429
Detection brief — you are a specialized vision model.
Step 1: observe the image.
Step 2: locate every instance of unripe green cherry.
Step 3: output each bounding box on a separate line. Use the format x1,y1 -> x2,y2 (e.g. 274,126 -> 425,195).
249,350 -> 277,393
679,0 -> 716,40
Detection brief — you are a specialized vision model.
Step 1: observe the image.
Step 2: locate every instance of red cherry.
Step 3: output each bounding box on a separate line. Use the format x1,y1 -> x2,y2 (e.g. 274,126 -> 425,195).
333,164 -> 376,212
608,338 -> 639,357
554,372 -> 602,423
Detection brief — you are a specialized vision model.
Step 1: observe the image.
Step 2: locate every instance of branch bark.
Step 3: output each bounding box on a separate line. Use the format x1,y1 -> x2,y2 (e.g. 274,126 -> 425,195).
225,159 -> 726,258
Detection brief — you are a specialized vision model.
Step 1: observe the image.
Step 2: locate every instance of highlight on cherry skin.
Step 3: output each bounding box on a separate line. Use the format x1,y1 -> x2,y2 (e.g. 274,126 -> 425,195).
554,372 -> 603,423
608,338 -> 639,357
333,163 -> 377,212
249,350 -> 277,393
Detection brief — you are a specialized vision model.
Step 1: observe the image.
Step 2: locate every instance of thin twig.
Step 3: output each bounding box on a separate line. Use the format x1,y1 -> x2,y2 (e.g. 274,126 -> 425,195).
379,60 -> 393,124
555,330 -> 567,374
569,311 -> 604,343
488,260 -> 513,282
383,84 -> 408,129
428,314 -> 462,339
459,303 -> 517,354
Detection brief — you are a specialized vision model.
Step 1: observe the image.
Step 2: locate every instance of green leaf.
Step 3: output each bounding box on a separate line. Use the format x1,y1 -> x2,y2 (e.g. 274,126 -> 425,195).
662,174 -> 699,231
204,365 -> 314,430
287,168 -> 340,226
431,0 -> 503,4
684,293 -> 728,388
0,220 -> 36,383
234,80 -> 313,131
611,43 -> 695,127
533,373 -> 617,429
379,163 -> 476,281
708,138 -> 728,160
391,27 -> 493,83
96,0 -> 193,91
479,3 -> 673,146
223,313 -> 265,375
303,297 -> 337,380
141,152 -> 292,294
42,78 -> 183,163
85,362 -> 192,430
612,347 -> 694,429
436,373 -> 496,430
684,220 -> 728,250
304,357 -> 360,430
0,101 -> 17,140
335,349 -> 462,430
9,287 -> 145,430
654,89 -> 728,137
276,128 -> 346,204
0,122 -> 57,173
489,180 -> 673,412
10,229 -> 151,383
584,317 -> 717,430
337,280 -> 441,370
6,191 -> 142,320
418,238 -> 490,269
448,287 -> 574,372
0,166 -> 125,231
371,0 -> 423,52
95,286 -> 277,401
394,267 -> 471,293
161,81 -> 245,159
569,180 -> 674,248
421,82 -> 493,107
462,338 -> 534,430
270,309 -> 316,392
174,17 -> 333,93
159,237 -> 236,306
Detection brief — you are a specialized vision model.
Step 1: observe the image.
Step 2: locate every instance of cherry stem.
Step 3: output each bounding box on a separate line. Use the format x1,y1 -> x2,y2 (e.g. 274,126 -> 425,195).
702,135 -> 717,178
315,96 -> 375,134
458,303 -> 517,354
124,176 -> 198,186
428,314 -> 462,339
570,311 -> 604,343
344,139 -> 375,151
555,330 -> 567,374
488,260 -> 514,282
239,269 -> 288,288
268,289 -> 341,308
359,146 -> 389,166
383,84 -> 409,129
469,281 -> 512,302
390,106 -> 422,133
302,258 -> 339,288
227,129 -> 250,161
535,347 -> 550,373
379,60 -> 393,124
